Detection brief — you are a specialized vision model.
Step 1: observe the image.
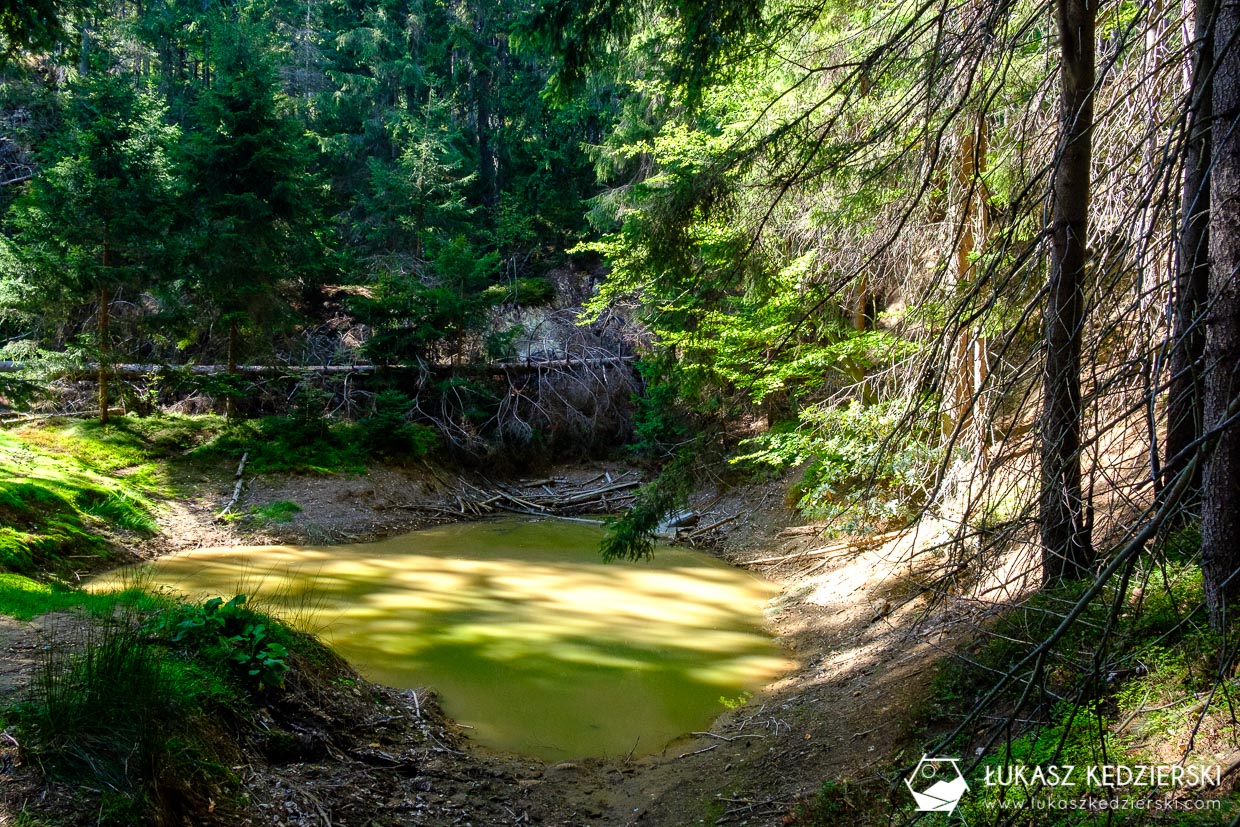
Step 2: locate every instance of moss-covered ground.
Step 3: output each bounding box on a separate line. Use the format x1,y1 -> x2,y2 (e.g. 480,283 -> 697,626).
0,414 -> 229,575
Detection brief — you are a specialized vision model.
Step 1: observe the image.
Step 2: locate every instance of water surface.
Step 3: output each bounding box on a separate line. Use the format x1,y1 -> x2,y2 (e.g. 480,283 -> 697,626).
95,518 -> 791,760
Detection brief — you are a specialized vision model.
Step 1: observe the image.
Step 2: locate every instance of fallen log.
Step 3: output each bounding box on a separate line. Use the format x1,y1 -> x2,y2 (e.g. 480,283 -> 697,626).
0,355 -> 638,380
0,360 -> 382,378
556,479 -> 641,505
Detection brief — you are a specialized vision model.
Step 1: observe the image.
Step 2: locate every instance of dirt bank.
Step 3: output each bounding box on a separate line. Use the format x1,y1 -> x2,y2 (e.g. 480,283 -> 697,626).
0,461 -> 970,826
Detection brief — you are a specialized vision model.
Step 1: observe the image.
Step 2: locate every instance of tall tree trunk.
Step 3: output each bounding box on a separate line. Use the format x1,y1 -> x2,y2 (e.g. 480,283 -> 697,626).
78,16 -> 90,75
226,318 -> 239,420
97,285 -> 110,425
475,64 -> 497,210
1202,0 -> 1240,630
944,114 -> 991,449
1167,0 -> 1214,510
850,275 -> 876,406
1041,0 -> 1096,585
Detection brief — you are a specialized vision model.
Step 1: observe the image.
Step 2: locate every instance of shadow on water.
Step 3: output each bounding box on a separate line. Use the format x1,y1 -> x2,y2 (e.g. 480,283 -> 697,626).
92,519 -> 793,761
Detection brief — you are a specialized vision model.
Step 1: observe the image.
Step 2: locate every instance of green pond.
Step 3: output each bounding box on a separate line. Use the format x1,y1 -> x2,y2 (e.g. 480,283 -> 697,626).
94,518 -> 792,761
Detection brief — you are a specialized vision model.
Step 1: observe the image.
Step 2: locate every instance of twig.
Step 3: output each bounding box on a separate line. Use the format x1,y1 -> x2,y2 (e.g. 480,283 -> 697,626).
747,529 -> 909,565
775,524 -> 831,538
676,744 -> 718,759
689,731 -> 766,741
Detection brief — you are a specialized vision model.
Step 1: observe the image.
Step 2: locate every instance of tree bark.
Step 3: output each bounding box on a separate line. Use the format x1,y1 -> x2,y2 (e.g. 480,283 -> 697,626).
97,285 -> 111,426
1202,0 -> 1240,630
1167,0 -> 1214,510
475,62 -> 497,210
1041,0 -> 1096,585
944,114 -> 991,448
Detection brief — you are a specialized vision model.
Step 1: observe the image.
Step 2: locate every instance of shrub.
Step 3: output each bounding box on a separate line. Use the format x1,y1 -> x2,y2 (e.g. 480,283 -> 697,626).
732,397 -> 942,534
357,390 -> 438,459
149,594 -> 290,690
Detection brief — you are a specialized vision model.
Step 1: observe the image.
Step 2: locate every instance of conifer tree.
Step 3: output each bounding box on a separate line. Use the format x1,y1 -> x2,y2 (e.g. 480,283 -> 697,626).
179,25 -> 329,414
3,65 -> 177,422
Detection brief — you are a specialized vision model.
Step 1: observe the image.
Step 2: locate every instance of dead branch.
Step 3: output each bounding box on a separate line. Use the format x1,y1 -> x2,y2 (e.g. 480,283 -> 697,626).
216,452 -> 249,520
684,513 -> 740,540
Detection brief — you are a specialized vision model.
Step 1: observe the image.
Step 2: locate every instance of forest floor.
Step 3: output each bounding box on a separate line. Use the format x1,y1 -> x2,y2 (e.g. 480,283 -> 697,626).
0,457 -> 985,826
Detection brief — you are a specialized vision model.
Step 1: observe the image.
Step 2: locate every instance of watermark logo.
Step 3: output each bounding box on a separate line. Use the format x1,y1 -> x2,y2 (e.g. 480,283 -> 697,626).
906,755 -> 970,813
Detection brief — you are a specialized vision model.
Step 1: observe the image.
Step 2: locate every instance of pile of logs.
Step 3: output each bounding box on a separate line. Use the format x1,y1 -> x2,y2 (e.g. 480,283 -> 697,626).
426,471 -> 643,519
435,476 -> 748,544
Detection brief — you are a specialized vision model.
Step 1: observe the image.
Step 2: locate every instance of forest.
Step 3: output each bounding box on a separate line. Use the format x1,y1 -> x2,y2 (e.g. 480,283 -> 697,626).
1,0 -> 1240,824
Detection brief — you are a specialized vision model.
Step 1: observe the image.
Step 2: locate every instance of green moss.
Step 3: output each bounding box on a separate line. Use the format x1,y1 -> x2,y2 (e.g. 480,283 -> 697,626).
0,422 -> 170,574
16,414 -> 226,471
0,479 -> 108,573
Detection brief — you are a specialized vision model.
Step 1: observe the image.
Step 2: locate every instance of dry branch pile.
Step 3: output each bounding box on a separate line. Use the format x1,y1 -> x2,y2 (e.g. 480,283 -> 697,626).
396,471 -> 643,519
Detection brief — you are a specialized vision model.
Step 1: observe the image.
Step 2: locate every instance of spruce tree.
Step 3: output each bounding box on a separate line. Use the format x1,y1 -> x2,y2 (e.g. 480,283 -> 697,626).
3,66 -> 177,422
179,26 -> 328,414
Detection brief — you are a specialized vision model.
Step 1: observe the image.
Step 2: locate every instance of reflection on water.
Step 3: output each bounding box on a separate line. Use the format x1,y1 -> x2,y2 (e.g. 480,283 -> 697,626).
92,518 -> 793,760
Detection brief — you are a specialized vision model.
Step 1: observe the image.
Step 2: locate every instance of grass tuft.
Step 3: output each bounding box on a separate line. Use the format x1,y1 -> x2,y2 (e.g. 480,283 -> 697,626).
249,500 -> 302,524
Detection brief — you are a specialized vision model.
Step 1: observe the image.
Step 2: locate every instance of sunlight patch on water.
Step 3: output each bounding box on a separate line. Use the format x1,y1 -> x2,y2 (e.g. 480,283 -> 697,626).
92,518 -> 793,760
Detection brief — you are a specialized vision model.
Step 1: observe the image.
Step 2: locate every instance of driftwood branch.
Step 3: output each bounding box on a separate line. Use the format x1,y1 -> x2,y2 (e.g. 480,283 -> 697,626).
684,513 -> 739,540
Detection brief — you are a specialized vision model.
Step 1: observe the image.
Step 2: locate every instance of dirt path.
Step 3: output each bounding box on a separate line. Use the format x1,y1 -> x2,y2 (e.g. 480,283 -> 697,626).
0,616 -> 36,698
0,464 -> 970,826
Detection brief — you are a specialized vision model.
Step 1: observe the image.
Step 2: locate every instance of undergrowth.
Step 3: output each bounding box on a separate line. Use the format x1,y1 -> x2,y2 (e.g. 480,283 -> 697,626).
189,390 -> 437,474
5,589 -> 321,825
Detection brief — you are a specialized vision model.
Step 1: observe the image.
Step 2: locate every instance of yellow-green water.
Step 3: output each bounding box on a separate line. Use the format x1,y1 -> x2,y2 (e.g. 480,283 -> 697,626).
93,518 -> 792,761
